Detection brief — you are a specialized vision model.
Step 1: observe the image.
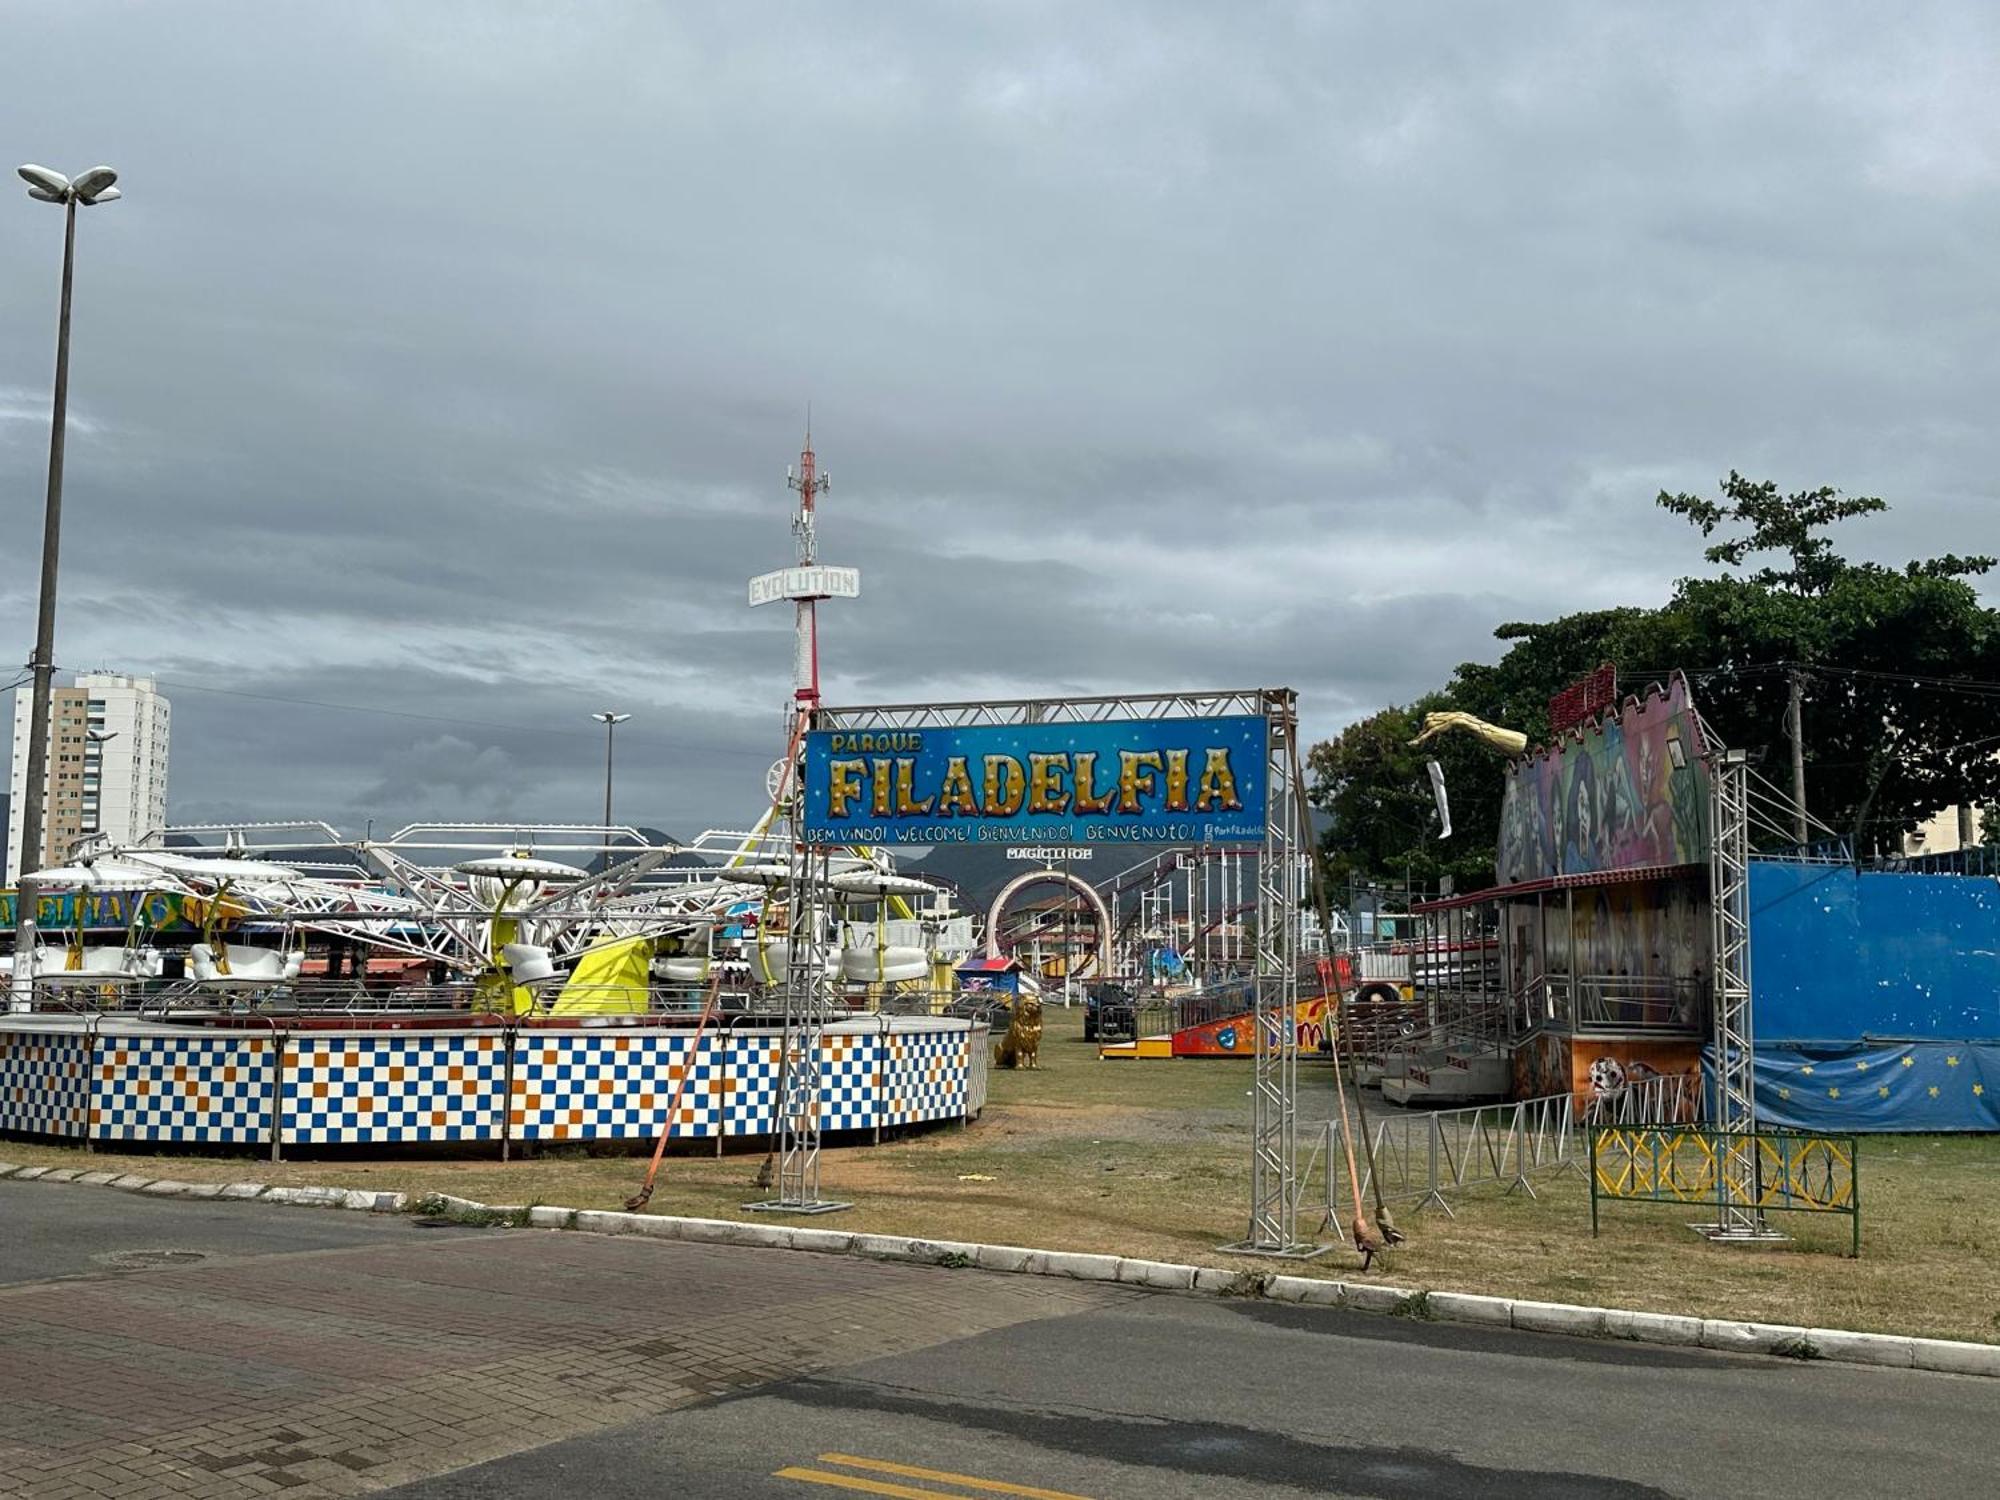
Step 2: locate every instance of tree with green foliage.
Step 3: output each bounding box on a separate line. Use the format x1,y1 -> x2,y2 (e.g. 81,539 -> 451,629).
1309,475 -> 2000,889
1305,699 -> 1496,897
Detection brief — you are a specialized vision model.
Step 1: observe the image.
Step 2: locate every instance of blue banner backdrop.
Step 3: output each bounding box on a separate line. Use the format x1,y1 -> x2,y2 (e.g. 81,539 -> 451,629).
801,715 -> 1269,846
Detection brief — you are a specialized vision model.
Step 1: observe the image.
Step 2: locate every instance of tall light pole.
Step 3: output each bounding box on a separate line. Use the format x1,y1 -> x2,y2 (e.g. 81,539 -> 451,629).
9,164 -> 119,1008
591,711 -> 631,843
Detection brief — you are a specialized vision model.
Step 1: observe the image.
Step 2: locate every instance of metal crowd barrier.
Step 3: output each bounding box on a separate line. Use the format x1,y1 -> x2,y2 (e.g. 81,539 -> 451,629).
1581,1070 -> 1703,1127
1590,1125 -> 1861,1256
1306,1092 -> 1579,1237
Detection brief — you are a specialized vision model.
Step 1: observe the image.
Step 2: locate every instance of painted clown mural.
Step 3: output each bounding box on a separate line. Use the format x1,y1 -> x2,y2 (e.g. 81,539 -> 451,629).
1496,673 -> 1711,886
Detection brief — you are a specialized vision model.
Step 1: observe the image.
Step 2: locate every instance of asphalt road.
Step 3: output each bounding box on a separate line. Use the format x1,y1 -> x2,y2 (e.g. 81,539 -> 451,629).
391,1270 -> 1997,1500
0,1179 -> 1992,1499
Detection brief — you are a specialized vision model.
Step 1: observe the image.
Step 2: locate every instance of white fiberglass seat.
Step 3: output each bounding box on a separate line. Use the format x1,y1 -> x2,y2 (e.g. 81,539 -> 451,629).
500,942 -> 557,985
749,940 -> 838,985
188,943 -> 304,987
840,944 -> 929,983
12,945 -> 164,983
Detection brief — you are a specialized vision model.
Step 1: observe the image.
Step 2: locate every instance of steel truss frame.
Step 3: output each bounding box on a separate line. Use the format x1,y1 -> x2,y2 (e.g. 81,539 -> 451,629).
1221,690 -> 1321,1256
1700,749 -> 1781,1242
743,801 -> 851,1214
813,688 -> 1317,1253
48,823 -> 796,979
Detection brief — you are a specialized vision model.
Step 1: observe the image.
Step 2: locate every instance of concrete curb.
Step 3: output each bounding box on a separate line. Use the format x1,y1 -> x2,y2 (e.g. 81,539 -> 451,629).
3,1158 -> 1995,1379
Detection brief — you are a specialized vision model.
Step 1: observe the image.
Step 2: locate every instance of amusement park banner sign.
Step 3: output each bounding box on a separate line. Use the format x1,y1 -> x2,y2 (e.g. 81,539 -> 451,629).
801,716 -> 1269,846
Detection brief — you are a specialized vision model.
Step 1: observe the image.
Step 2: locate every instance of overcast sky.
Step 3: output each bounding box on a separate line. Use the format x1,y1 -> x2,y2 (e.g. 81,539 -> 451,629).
2,3 -> 1996,840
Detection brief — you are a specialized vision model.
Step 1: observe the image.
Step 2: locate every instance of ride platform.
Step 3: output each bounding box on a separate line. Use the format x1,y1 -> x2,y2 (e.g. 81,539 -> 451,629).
1097,1034 -> 1174,1061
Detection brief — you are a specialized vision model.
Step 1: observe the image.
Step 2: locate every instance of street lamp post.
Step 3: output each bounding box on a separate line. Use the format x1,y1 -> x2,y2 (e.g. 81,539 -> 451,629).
9,164 -> 119,1010
591,710 -> 632,846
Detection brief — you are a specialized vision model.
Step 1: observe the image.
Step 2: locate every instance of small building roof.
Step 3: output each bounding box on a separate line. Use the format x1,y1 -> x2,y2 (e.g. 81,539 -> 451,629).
1413,862 -> 1704,913
955,955 -> 1024,974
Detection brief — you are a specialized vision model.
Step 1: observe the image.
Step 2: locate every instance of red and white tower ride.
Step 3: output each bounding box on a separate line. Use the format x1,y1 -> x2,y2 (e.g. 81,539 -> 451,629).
745,427 -> 862,1215
748,426 -> 861,765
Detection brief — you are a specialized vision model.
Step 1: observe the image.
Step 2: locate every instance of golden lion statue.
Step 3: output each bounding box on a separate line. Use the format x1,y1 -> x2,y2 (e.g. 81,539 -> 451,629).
994,993 -> 1044,1069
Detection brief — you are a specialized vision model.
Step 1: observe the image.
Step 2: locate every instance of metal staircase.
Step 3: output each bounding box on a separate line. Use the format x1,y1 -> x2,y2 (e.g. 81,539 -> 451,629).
1378,994 -> 1519,1106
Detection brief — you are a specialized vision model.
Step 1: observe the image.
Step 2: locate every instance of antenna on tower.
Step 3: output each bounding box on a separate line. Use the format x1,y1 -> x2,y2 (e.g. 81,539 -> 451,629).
748,420 -> 860,726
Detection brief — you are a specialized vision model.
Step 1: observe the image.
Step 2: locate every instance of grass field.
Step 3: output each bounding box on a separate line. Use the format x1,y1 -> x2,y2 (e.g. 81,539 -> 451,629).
6,1008 -> 1998,1345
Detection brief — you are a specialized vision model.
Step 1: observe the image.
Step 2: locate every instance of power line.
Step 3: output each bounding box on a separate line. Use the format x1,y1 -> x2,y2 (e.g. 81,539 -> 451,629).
1618,661 -> 2000,699
1805,664 -> 2000,698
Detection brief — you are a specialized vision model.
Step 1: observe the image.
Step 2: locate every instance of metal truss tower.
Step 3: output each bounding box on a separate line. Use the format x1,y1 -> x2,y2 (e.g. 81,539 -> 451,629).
1223,691 -> 1321,1257
744,426 -> 860,1216
1702,747 -> 1776,1241
746,835 -> 850,1214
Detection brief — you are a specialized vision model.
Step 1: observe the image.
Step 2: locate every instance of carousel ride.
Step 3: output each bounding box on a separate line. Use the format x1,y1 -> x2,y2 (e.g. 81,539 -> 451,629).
0,818 -> 986,1152
1,819 -> 973,1018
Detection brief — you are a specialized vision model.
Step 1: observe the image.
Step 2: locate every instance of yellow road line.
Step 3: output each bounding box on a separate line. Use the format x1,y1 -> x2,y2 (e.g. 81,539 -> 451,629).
773,1467 -> 985,1500
817,1453 -> 1097,1500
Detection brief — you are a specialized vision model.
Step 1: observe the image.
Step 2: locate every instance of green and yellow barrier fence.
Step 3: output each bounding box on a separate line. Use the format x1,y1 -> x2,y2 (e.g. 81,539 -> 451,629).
1590,1124 -> 1861,1256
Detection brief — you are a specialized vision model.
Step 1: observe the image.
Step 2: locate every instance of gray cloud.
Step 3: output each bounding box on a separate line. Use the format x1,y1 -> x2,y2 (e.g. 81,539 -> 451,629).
2,2 -> 1996,839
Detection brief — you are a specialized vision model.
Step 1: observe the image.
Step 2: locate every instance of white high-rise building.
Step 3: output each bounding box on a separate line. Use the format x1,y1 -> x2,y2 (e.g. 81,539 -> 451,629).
6,672 -> 171,883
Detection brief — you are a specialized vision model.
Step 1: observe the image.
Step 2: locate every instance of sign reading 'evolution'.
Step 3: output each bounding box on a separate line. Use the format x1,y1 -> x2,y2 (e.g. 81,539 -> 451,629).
800,716 -> 1269,846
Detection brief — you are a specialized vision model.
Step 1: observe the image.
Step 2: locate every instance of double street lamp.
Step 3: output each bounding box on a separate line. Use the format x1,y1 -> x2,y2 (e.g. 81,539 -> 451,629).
9,163 -> 120,1007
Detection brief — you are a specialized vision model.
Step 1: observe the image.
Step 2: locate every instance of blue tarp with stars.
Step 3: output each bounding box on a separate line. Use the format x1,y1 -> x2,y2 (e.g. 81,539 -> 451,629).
1745,1040 -> 2000,1132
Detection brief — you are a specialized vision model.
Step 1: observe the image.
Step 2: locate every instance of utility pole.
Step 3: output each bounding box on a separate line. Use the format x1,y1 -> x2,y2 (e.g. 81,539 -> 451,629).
1787,668 -> 1809,847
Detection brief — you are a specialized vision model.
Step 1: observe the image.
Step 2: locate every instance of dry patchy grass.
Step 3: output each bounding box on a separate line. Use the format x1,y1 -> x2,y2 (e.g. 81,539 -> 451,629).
5,1009 -> 1998,1344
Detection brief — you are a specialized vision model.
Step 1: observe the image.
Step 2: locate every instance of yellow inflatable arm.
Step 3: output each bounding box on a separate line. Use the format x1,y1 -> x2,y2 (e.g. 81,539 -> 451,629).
1409,711 -> 1528,756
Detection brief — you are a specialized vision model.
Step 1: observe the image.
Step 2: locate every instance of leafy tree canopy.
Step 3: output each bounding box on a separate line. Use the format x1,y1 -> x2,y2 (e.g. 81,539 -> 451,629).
1309,476 -> 2000,892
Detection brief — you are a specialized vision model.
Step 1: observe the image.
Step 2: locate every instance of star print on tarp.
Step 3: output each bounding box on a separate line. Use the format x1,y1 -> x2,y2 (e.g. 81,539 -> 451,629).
1754,1040 -> 2000,1131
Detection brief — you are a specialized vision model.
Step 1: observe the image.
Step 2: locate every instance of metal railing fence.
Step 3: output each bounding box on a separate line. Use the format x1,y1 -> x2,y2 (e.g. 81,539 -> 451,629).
1579,1069 -> 1703,1127
11,975 -> 948,1022
1568,974 -> 1705,1035
1590,1125 -> 1860,1255
1305,1092 -> 1579,1237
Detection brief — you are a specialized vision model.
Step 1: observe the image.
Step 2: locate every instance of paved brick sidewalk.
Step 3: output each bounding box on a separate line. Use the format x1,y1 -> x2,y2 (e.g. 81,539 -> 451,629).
0,1222 -> 1130,1497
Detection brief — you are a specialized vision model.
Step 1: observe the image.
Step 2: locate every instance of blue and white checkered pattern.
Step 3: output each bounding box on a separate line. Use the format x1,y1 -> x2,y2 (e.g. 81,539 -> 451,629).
0,1018 -> 983,1147
724,1035 -> 783,1136
510,1033 -> 723,1141
281,1033 -> 505,1144
93,1035 -> 272,1144
880,1028 -> 974,1127
722,1032 -> 884,1136
0,1031 -> 91,1138
816,1031 -> 878,1134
